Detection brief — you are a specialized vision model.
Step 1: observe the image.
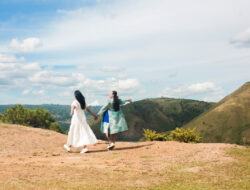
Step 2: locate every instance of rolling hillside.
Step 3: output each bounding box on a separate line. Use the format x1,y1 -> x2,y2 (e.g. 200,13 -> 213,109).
183,82 -> 250,144
90,98 -> 214,141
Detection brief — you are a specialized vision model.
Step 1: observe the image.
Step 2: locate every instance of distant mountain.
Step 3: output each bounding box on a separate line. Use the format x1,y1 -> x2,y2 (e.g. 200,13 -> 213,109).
183,82 -> 250,145
0,104 -> 101,132
89,98 -> 214,141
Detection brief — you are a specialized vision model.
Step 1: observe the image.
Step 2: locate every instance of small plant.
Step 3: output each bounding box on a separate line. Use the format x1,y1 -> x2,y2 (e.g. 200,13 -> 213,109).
168,128 -> 202,143
143,128 -> 202,143
143,129 -> 168,141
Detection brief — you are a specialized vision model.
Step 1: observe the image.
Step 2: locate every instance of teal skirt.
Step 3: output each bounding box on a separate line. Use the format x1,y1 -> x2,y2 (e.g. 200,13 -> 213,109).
100,110 -> 128,135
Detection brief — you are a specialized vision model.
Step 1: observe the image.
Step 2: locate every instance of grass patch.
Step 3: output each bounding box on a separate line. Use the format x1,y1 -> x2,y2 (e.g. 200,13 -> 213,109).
227,147 -> 250,159
140,155 -> 159,159
147,147 -> 250,190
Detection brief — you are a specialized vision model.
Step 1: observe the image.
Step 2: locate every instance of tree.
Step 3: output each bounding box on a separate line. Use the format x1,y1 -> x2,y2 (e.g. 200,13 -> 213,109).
1,105 -> 64,133
2,105 -> 28,125
49,123 -> 63,133
29,108 -> 54,129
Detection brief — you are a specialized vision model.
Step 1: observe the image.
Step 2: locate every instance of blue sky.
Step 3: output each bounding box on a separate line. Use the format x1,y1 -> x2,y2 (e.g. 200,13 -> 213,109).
0,0 -> 250,105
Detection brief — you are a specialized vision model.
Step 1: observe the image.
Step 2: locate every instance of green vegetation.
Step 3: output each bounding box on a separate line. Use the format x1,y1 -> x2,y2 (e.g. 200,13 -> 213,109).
146,147 -> 250,190
183,82 -> 250,145
143,128 -> 201,143
0,98 -> 214,141
90,98 -> 214,141
0,104 -> 101,132
1,105 -> 63,133
143,129 -> 168,141
167,128 -> 201,143
49,123 -> 63,133
1,82 -> 249,144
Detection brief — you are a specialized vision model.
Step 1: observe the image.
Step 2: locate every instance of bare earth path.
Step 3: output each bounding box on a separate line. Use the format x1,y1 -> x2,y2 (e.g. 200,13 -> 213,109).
0,123 -> 249,190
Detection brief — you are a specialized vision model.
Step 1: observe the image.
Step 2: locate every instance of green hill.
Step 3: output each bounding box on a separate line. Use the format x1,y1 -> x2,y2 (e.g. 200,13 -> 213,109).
183,82 -> 250,145
90,98 -> 214,141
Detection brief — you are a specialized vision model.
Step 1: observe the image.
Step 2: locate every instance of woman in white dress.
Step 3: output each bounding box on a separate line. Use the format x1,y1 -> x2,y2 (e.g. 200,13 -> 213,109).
64,90 -> 98,153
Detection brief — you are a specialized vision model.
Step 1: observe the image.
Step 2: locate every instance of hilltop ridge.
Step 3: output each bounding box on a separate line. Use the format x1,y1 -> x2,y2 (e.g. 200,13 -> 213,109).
183,82 -> 250,144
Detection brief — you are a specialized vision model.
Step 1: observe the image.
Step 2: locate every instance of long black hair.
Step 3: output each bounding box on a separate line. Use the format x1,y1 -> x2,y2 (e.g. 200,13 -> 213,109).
74,90 -> 86,110
113,91 -> 120,112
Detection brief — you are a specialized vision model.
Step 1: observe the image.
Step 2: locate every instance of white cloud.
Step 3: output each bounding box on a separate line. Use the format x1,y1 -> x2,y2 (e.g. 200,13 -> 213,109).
9,37 -> 42,53
0,53 -> 24,63
0,60 -> 142,100
41,0 -> 250,54
89,100 -> 100,106
203,96 -> 223,102
231,28 -> 250,47
71,76 -> 141,97
187,82 -> 220,93
2,0 -> 249,104
117,79 -> 140,90
22,89 -> 31,95
101,66 -> 123,72
117,73 -> 127,79
76,65 -> 92,71
29,70 -> 76,87
160,82 -> 224,102
32,90 -> 45,96
59,91 -> 71,97
0,62 -> 40,80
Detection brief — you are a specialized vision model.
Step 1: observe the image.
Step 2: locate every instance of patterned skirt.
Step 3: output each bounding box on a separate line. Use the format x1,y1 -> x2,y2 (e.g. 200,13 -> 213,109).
100,110 -> 128,134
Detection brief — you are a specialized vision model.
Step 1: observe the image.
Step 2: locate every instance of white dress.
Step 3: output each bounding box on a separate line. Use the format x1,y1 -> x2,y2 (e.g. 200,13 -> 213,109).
67,100 -> 98,147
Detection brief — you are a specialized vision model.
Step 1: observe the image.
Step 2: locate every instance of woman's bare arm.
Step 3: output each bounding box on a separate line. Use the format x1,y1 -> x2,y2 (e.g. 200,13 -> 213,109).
86,107 -> 98,120
70,106 -> 75,116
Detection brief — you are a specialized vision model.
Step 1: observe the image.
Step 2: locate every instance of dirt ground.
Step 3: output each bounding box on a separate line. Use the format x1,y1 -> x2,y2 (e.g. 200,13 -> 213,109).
0,123 -> 248,190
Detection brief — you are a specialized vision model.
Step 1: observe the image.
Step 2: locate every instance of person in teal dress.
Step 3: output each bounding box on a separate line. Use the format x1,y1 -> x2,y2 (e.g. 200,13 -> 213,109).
97,91 -> 131,150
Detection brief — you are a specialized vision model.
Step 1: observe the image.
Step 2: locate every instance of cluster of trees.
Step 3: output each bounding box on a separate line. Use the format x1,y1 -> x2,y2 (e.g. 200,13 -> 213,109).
0,105 -> 63,133
0,104 -> 102,133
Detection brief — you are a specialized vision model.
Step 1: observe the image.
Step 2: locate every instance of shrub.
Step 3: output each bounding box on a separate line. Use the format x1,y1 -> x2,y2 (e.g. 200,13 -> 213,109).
168,128 -> 202,143
143,129 -> 168,141
143,128 -> 202,143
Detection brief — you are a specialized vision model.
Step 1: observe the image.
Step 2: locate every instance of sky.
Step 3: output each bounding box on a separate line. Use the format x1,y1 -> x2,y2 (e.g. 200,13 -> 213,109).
0,0 -> 250,105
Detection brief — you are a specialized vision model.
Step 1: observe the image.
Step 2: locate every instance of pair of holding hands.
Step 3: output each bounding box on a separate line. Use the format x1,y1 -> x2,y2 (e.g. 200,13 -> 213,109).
87,98 -> 132,121
93,115 -> 98,120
